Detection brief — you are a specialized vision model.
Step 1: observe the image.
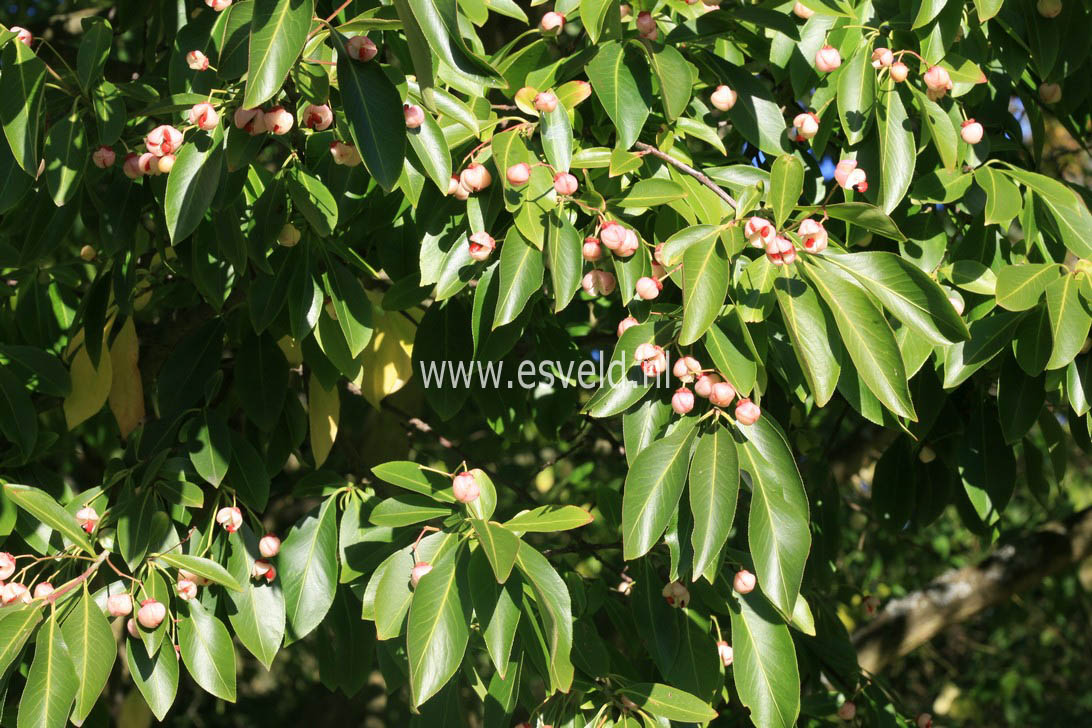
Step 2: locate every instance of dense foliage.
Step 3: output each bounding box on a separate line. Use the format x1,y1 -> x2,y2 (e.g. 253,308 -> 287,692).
1,0 -> 1091,725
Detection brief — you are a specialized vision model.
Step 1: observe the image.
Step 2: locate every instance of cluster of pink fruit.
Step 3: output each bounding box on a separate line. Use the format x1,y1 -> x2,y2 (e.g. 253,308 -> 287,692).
406,469 -> 486,588
627,344 -> 763,424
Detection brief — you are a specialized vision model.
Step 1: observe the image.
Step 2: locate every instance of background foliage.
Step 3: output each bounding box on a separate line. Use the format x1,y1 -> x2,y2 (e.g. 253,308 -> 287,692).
1,0 -> 1092,725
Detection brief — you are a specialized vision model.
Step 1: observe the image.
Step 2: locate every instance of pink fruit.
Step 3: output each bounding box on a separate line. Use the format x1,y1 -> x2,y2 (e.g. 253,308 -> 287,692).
137,599 -> 166,629
144,125 -> 183,157
205,0 -> 232,10
215,506 -> 243,533
186,50 -> 210,71
176,579 -> 197,601
10,26 -> 32,46
540,11 -> 565,34
189,102 -> 219,131
710,85 -> 738,111
798,218 -> 828,253
744,217 -> 776,248
92,146 -> 116,169
506,163 -> 531,186
553,172 -> 578,196
636,11 -> 657,37
672,387 -> 695,415
123,153 -> 143,179
157,154 -> 176,174
468,232 -> 496,262
582,237 -> 602,261
870,48 -> 894,69
252,560 -> 276,583
460,163 -> 492,192
1,583 -> 30,605
264,106 -> 294,135
330,141 -> 362,167
733,569 -> 757,594
717,640 -> 734,667
1039,82 -> 1062,103
660,581 -> 690,608
792,112 -> 820,141
259,534 -> 281,558
107,594 -> 133,617
635,276 -> 662,301
923,66 -> 952,99
815,45 -> 842,72
303,104 -> 334,131
234,107 -> 266,135
890,62 -> 909,83
792,2 -> 814,18
33,582 -> 53,599
0,552 -> 15,581
694,372 -> 721,398
403,103 -> 425,129
672,356 -> 702,383
709,381 -> 736,407
838,702 -> 857,720
76,506 -> 100,534
346,35 -> 378,62
534,91 -> 559,113
410,561 -> 433,588
735,398 -> 761,425
452,471 -> 481,503
960,119 -> 984,145
617,316 -> 639,337
600,222 -> 626,250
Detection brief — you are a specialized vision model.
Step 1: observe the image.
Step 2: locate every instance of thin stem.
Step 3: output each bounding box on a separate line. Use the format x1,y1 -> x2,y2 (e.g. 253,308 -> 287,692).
44,551 -> 109,604
633,142 -> 738,211
324,0 -> 354,23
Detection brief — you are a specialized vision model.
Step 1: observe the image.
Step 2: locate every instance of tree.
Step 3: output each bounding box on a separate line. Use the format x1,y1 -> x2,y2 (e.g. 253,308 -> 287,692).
0,0 -> 1090,725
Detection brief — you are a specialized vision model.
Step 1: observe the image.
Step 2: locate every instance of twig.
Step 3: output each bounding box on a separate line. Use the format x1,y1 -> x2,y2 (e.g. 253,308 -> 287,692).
44,551 -> 109,604
634,142 -> 738,210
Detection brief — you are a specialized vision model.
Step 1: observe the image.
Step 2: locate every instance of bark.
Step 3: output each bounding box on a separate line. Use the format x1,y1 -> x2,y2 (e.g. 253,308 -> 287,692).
853,505 -> 1092,673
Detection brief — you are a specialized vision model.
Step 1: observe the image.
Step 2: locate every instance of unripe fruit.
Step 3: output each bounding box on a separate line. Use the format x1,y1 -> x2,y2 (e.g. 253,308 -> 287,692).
0,552 -> 14,580
635,276 -> 662,301
274,222 -> 300,247
709,381 -> 736,407
582,237 -> 602,261
178,570 -> 210,587
10,26 -> 32,46
617,229 -> 640,257
157,154 -> 176,174
837,701 -> 857,720
673,356 -> 702,383
145,125 -> 183,157
871,47 -> 894,69
1039,82 -> 1062,104
176,579 -> 198,601
923,66 -> 952,99
672,387 -> 695,415
1037,0 -> 1062,17
798,218 -> 828,253
1,583 -> 30,605
636,11 -> 657,39
792,1 -> 814,18
80,245 -> 97,261
717,640 -> 734,667
410,561 -> 433,588
303,103 -> 334,131
468,232 -> 496,262
189,102 -> 219,131
710,85 -> 738,111
107,594 -> 133,617
553,172 -> 578,196
346,35 -> 378,62
916,714 -> 932,728
791,112 -> 820,141
33,582 -> 53,599
534,91 -> 559,113
735,398 -> 761,425
137,599 -> 167,629
581,270 -> 614,297
600,222 -> 627,250
186,50 -> 210,71
206,0 -> 232,10
918,445 -> 936,463
234,107 -> 266,135
252,560 -> 276,582
540,11 -> 565,35
815,45 -> 842,72
215,506 -> 243,533
890,61 -> 909,83
259,534 -> 281,558
617,316 -> 639,337
123,153 -> 143,179
76,506 -> 100,534
265,106 -> 294,135
92,146 -> 115,169
733,569 -> 757,594
745,217 -> 776,248
960,119 -> 984,145
660,580 -> 690,608
126,619 -> 138,638
404,103 -> 425,129
694,372 -> 721,398
506,163 -> 531,186
460,163 -> 492,192
452,470 -> 481,503
330,141 -> 362,167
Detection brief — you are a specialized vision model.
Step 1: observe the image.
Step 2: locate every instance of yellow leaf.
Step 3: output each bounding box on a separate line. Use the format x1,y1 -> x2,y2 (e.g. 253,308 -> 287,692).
355,300 -> 416,409
309,373 -> 340,467
109,318 -> 145,439
277,335 -> 303,366
64,329 -> 113,430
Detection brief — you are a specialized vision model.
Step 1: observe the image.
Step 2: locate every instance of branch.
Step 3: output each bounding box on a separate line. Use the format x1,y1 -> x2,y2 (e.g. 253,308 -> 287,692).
852,506 -> 1092,673
44,551 -> 109,604
634,142 -> 738,210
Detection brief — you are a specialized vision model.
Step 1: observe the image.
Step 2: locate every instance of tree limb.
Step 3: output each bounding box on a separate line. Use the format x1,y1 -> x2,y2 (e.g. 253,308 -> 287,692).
853,506 -> 1092,673
633,142 -> 738,210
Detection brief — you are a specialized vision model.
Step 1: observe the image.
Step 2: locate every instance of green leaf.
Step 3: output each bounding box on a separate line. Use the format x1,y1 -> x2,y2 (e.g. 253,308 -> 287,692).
912,0 -> 948,28
43,105 -> 87,207
234,333 -> 289,430
1003,167 -> 1092,259
514,542 -> 574,692
371,461 -> 457,502
243,0 -> 314,108
0,40 -> 47,174
226,528 -> 285,668
373,548 -> 415,640
996,264 -> 1063,311
973,0 -> 1003,21
335,40 -> 406,191
1045,274 -> 1091,371
0,364 -> 37,457
729,589 -> 801,728
539,104 -> 572,173
646,44 -> 694,122
622,422 -> 698,559
186,410 -> 232,487
324,261 -> 374,358
827,251 -> 970,344
679,237 -> 730,346
0,605 -> 42,675
404,0 -> 503,86
943,310 -> 1025,388
738,416 -> 811,617
912,87 -> 958,170
975,167 -> 1021,227
370,493 -> 451,527
18,610 -> 78,728
407,548 -> 471,706
287,166 -> 338,237
470,519 -> 519,582
126,638 -> 178,721
959,397 -> 1016,523
3,484 -> 94,554
689,426 -> 739,579
227,432 -> 271,511
157,552 -> 244,592
406,111 -> 452,192
504,505 -> 594,532
580,0 -> 618,43
615,683 -> 718,723
768,155 -> 804,228
806,258 -> 916,419
774,274 -> 840,406
178,601 -> 236,702
60,589 -> 115,722
659,224 -> 722,266
718,62 -> 789,157
76,17 -> 112,93
616,178 -> 687,208
281,497 -> 339,641
837,46 -> 875,146
998,355 -> 1044,444
468,551 -> 521,676
164,129 -> 224,243
704,317 -> 760,397
875,79 -> 915,214
493,227 -> 544,329
586,41 -> 651,150
545,210 -> 583,312
798,202 -> 906,241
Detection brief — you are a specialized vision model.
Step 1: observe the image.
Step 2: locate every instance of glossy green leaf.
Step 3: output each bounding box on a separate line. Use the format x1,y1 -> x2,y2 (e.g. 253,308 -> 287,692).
875,79 -> 915,214
126,638 -> 179,721
1045,274 -> 1091,370
837,46 -> 875,146
179,600 -> 236,702
0,605 -> 42,675
407,548 -> 471,706
43,105 -> 87,207
615,683 -> 718,723
60,589 -> 115,722
493,227 -> 543,329
975,167 -> 1021,227
371,461 -> 458,503
76,17 -> 112,92
3,484 -> 94,554
157,552 -> 244,592
689,426 -> 739,579
679,237 -> 729,346
336,40 -> 406,191
545,209 -> 583,312
406,110 -> 452,192
647,44 -> 694,122
774,273 -> 840,406
18,610 -> 77,728
0,40 -> 47,174
187,409 -> 231,487
324,261 -> 374,358
798,202 -> 906,241
287,166 -> 338,237
1003,167 -> 1092,259
539,104 -> 572,173
768,155 -> 804,228
281,497 -> 338,641
0,364 -> 37,457
404,0 -> 503,86
729,589 -> 801,728
996,264 -> 1063,311
165,129 -> 224,243
226,528 -> 285,668
373,548 -> 415,640
370,493 -> 451,526
514,542 -> 574,692
504,505 -> 594,532
616,178 -> 687,208
586,41 -> 651,150
468,549 -> 521,676
621,421 -> 697,559
243,0 -> 314,108
470,519 -> 519,582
